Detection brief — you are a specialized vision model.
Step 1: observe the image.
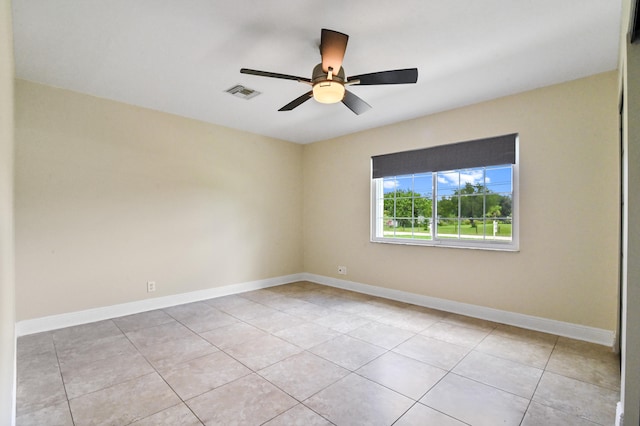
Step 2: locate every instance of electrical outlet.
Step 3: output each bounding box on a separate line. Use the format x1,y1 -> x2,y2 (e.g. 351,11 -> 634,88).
337,266 -> 347,275
147,281 -> 156,292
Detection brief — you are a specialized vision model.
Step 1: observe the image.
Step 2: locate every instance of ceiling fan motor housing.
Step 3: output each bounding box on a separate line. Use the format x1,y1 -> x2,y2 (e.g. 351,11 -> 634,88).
312,63 -> 346,104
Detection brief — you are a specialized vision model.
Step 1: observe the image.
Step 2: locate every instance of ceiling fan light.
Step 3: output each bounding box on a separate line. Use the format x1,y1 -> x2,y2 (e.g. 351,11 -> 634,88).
313,81 -> 345,104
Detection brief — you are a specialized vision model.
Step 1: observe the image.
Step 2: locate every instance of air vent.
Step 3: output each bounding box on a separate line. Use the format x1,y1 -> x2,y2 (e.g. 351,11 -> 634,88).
226,85 -> 261,100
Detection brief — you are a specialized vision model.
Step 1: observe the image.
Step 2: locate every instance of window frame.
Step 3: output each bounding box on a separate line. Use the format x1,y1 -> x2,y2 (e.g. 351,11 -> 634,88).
371,159 -> 519,251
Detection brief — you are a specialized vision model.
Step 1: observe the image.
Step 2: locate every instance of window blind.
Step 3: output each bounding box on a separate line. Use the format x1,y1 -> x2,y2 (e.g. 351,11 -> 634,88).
371,133 -> 517,179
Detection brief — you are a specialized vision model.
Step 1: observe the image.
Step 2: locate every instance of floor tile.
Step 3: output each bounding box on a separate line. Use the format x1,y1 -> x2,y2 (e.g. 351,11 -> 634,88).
555,336 -> 618,360
348,321 -> 415,350
356,351 -> 446,400
112,309 -> 175,333
270,283 -> 316,296
393,335 -> 469,370
223,333 -> 303,370
259,295 -> 313,311
452,350 -> 543,398
17,342 -> 59,376
329,298 -> 373,315
376,311 -> 437,332
60,349 -> 154,399
178,308 -> 239,334
405,305 -> 448,319
137,334 -> 218,372
16,400 -> 73,426
421,321 -> 491,347
309,335 -> 386,371
521,401 -> 600,426
283,301 -> 335,321
52,320 -> 123,350
313,311 -> 370,333
546,347 -> 620,391
217,299 -> 279,320
532,371 -> 618,425
475,333 -> 554,368
367,298 -> 412,313
56,333 -> 138,367
240,288 -> 284,304
199,322 -> 268,349
394,402 -> 466,426
243,310 -> 302,333
161,351 -> 252,400
186,373 -> 297,425
297,292 -> 342,308
408,309 -> 451,324
440,313 -> 498,331
305,373 -> 413,426
129,403 -> 203,425
16,349 -> 67,416
263,404 -> 333,425
274,322 -> 341,349
420,373 -> 529,426
352,303 -> 394,321
491,324 -> 559,346
258,351 -> 349,400
125,320 -> 196,349
203,294 -> 255,310
17,332 -> 54,358
164,301 -> 216,322
69,372 -> 180,426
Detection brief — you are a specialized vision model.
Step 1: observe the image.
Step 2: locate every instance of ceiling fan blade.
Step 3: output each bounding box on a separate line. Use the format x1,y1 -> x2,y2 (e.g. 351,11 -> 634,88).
342,90 -> 372,115
279,91 -> 313,111
241,68 -> 311,83
348,68 -> 418,85
321,29 -> 349,73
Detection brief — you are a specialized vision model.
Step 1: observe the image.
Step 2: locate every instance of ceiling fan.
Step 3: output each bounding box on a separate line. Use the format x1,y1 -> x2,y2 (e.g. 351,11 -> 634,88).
240,29 -> 418,115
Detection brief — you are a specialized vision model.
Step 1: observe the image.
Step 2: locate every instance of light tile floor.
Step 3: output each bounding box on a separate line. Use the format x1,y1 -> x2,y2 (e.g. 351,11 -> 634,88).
16,282 -> 620,425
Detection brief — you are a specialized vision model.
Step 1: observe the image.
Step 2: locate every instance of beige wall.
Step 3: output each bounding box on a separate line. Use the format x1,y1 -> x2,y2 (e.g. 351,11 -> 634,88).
15,80 -> 304,321
0,0 -> 15,424
15,71 -> 619,333
303,71 -> 619,331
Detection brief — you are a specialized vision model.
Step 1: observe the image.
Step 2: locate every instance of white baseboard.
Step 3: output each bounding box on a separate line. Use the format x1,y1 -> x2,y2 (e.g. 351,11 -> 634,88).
616,401 -> 623,426
16,272 -> 615,347
15,274 -> 305,336
302,273 -> 616,347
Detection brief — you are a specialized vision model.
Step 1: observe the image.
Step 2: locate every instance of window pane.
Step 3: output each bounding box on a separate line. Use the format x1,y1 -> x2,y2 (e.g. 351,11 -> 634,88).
413,173 -> 432,197
486,166 -> 512,193
395,176 -> 413,193
414,196 -> 432,240
460,218 -> 486,240
383,197 -> 395,217
413,221 -> 432,240
413,197 -> 432,218
436,170 -> 459,196
382,177 -> 399,195
484,193 -> 512,220
437,218 -> 459,239
485,218 -> 512,240
437,195 -> 458,218
459,194 -> 483,219
458,168 -> 485,189
382,217 -> 398,237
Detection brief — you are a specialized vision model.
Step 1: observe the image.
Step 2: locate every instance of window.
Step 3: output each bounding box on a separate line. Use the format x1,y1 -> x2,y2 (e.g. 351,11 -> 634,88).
371,134 -> 518,250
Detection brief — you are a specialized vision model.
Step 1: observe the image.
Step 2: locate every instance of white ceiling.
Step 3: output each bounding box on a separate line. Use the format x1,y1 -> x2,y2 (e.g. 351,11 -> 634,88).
12,1 -> 622,144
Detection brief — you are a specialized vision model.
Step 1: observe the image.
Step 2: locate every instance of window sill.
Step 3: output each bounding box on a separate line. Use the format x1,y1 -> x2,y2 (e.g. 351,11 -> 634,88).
370,237 -> 519,252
